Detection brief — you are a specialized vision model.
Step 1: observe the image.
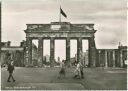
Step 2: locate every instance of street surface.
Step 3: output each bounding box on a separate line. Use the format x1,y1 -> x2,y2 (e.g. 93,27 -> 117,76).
1,67 -> 127,90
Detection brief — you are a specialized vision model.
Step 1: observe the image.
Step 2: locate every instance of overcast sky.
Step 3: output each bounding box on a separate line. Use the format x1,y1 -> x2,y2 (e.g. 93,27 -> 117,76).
1,0 -> 127,60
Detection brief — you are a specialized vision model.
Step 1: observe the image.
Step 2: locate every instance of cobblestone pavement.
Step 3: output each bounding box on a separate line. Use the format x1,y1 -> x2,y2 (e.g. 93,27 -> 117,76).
1,67 -> 127,90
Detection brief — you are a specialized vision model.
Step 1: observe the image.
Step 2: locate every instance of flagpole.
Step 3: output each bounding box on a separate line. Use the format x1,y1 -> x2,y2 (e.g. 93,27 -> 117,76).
58,0 -> 61,25
59,6 -> 61,23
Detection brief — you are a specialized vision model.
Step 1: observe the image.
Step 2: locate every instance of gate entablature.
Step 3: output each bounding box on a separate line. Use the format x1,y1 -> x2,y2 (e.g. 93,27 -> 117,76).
24,22 -> 97,67
25,22 -> 95,31
24,22 -> 96,38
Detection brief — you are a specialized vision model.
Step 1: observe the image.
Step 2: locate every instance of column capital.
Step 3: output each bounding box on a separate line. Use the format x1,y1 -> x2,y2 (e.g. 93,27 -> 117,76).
38,37 -> 44,40
50,37 -> 55,40
27,37 -> 33,40
67,37 -> 70,39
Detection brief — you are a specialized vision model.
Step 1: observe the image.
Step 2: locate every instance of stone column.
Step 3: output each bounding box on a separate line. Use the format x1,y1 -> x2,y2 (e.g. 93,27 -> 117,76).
120,50 -> 123,67
38,37 -> 43,67
50,38 -> 55,67
98,51 -> 101,67
108,51 -> 111,67
66,37 -> 70,67
88,37 -> 97,67
112,50 -> 115,67
77,38 -> 82,62
105,51 -> 108,67
26,37 -> 32,66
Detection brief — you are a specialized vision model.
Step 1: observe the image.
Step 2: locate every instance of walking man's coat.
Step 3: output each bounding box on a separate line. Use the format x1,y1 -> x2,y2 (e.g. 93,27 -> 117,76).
7,61 -> 15,82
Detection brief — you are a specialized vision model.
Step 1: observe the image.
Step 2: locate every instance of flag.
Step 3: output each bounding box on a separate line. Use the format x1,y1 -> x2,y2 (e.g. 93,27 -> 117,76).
60,7 -> 67,18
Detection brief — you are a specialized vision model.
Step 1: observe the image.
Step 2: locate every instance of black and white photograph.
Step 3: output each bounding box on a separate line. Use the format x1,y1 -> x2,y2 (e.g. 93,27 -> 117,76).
0,0 -> 127,90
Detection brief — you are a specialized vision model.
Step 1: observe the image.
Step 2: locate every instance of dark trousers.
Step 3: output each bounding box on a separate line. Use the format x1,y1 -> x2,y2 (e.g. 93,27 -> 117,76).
81,70 -> 84,78
7,72 -> 15,81
59,68 -> 65,78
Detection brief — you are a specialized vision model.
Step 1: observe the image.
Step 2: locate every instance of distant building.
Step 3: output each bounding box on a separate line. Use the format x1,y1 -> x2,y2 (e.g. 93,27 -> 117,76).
45,55 -> 50,62
83,50 -> 89,67
96,45 -> 127,68
57,57 -> 60,62
1,41 -> 24,67
1,41 -> 38,67
1,41 -> 11,47
72,45 -> 127,68
73,50 -> 89,67
1,41 -> 127,68
70,57 -> 76,66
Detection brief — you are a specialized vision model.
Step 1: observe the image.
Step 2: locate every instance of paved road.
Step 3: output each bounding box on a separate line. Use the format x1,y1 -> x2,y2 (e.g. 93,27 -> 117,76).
1,67 -> 127,90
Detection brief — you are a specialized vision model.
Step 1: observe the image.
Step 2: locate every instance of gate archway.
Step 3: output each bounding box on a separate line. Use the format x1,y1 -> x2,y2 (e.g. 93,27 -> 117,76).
24,22 -> 97,67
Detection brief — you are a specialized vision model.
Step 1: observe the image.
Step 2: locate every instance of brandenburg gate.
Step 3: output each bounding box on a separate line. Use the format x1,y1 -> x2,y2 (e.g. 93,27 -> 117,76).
24,22 -> 97,67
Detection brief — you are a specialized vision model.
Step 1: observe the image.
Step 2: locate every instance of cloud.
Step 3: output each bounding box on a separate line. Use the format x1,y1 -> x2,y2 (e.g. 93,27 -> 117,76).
2,0 -> 127,48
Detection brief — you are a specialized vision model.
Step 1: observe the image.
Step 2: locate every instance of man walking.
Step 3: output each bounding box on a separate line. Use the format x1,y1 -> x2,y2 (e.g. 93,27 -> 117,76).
7,60 -> 15,82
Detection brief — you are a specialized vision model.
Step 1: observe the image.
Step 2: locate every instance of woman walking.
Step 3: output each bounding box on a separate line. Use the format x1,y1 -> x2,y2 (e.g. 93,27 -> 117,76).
58,60 -> 66,79
74,61 -> 81,79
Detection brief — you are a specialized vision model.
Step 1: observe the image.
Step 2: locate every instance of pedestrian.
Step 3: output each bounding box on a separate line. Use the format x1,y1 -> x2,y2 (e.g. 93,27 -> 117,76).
58,60 -> 66,79
73,61 -> 81,79
79,50 -> 84,79
80,62 -> 84,79
7,60 -> 15,82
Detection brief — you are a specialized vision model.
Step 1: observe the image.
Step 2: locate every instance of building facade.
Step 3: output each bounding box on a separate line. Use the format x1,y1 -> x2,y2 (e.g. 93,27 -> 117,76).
1,41 -> 24,67
96,46 -> 127,68
1,22 -> 127,68
24,22 -> 97,67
